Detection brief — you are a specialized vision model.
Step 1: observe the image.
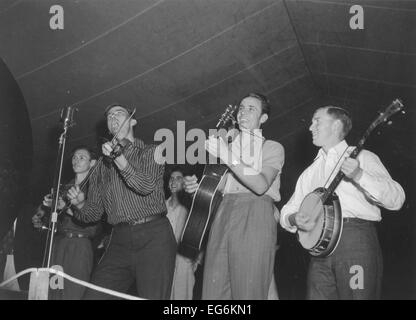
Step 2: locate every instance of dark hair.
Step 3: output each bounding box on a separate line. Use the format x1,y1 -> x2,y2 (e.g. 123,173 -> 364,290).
70,145 -> 97,160
164,165 -> 190,208
104,103 -> 135,119
324,106 -> 352,138
242,92 -> 271,116
167,165 -> 187,176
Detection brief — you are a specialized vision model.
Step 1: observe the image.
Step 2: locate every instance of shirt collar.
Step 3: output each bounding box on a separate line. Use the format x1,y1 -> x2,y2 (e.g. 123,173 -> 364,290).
315,140 -> 349,160
237,128 -> 264,146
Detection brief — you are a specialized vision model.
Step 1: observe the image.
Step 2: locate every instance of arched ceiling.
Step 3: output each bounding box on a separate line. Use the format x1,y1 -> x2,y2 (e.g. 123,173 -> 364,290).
0,0 -> 414,195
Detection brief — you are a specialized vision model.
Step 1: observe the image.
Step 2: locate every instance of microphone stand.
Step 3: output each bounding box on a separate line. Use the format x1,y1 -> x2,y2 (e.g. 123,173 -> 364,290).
42,106 -> 76,268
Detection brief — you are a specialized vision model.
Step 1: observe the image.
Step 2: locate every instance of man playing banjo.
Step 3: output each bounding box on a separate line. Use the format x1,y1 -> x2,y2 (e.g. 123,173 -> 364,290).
280,106 -> 405,299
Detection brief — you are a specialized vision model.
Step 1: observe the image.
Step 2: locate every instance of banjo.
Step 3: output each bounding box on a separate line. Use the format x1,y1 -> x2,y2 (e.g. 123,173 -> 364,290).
297,99 -> 404,257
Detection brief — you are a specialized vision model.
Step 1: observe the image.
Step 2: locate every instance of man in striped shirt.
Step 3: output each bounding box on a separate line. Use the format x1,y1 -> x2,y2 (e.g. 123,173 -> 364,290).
67,104 -> 176,300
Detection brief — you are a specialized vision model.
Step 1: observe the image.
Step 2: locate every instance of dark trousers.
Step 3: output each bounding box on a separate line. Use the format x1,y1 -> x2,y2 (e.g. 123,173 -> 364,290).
50,236 -> 93,300
84,216 -> 176,300
307,218 -> 383,300
0,253 -> 6,281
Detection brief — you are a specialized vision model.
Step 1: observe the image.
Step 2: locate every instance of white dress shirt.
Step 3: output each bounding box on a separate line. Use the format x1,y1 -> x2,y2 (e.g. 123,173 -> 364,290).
280,140 -> 405,233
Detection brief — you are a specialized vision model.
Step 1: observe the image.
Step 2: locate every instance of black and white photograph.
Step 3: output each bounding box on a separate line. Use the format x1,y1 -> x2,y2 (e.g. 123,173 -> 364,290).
0,0 -> 414,304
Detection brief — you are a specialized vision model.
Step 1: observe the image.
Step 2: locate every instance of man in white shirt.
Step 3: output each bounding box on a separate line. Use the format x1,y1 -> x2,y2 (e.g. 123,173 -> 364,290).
280,106 -> 405,299
184,93 -> 284,299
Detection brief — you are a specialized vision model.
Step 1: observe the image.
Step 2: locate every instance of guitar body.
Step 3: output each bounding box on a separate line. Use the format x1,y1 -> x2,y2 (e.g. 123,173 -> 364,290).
179,164 -> 228,259
297,188 -> 343,257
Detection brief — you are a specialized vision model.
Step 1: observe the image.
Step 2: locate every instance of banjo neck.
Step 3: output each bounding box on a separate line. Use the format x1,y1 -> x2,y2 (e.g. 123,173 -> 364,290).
323,142 -> 364,201
323,98 -> 404,202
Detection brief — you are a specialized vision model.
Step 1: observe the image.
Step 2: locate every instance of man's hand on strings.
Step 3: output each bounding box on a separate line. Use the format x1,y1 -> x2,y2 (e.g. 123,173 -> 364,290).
288,212 -> 316,232
102,141 -> 128,170
67,185 -> 85,208
42,194 -> 66,210
294,213 -> 316,232
341,158 -> 363,181
184,175 -> 199,194
205,136 -> 233,165
102,141 -> 114,157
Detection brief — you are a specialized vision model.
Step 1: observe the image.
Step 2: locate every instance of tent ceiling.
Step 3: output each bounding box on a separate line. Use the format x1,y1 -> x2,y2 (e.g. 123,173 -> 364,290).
0,0 -> 414,193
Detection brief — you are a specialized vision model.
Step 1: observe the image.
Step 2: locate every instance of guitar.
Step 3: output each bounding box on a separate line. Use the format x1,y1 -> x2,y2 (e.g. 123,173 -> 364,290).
179,105 -> 237,259
297,99 -> 404,257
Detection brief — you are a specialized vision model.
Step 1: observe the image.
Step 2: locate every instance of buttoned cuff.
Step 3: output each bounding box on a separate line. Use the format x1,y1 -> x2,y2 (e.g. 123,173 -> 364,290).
280,212 -> 298,233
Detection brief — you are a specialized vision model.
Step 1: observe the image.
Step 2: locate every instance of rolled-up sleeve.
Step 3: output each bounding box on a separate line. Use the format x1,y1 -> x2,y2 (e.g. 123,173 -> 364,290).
262,141 -> 285,173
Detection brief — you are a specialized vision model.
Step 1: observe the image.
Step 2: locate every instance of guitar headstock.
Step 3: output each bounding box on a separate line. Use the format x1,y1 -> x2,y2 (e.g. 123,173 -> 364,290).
373,99 -> 405,127
216,104 -> 238,129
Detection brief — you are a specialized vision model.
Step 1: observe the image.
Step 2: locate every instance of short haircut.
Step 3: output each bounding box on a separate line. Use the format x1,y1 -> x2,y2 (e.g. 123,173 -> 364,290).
70,145 -> 97,160
104,103 -> 135,119
323,106 -> 352,138
164,165 -> 189,207
166,165 -> 187,178
242,92 -> 271,116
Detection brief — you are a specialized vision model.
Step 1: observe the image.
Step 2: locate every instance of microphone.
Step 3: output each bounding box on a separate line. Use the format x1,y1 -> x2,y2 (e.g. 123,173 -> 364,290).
60,106 -> 77,127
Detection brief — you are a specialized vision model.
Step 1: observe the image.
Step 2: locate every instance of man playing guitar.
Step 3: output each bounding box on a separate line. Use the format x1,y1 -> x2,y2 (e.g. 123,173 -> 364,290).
184,93 -> 284,299
280,106 -> 405,299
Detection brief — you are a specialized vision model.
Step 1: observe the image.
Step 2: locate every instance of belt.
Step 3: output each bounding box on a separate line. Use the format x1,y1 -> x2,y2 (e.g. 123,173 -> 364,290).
63,232 -> 90,239
343,217 -> 374,224
117,214 -> 163,227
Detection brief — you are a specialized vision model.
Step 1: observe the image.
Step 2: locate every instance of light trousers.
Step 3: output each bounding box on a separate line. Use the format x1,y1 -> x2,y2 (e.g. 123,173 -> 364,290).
202,193 -> 277,300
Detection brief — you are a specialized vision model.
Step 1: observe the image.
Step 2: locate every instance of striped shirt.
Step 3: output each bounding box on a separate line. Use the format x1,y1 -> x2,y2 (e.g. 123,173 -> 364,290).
60,179 -> 98,237
73,138 -> 166,225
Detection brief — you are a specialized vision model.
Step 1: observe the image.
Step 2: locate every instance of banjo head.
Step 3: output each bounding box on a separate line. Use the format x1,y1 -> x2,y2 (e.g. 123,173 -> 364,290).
297,191 -> 325,250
